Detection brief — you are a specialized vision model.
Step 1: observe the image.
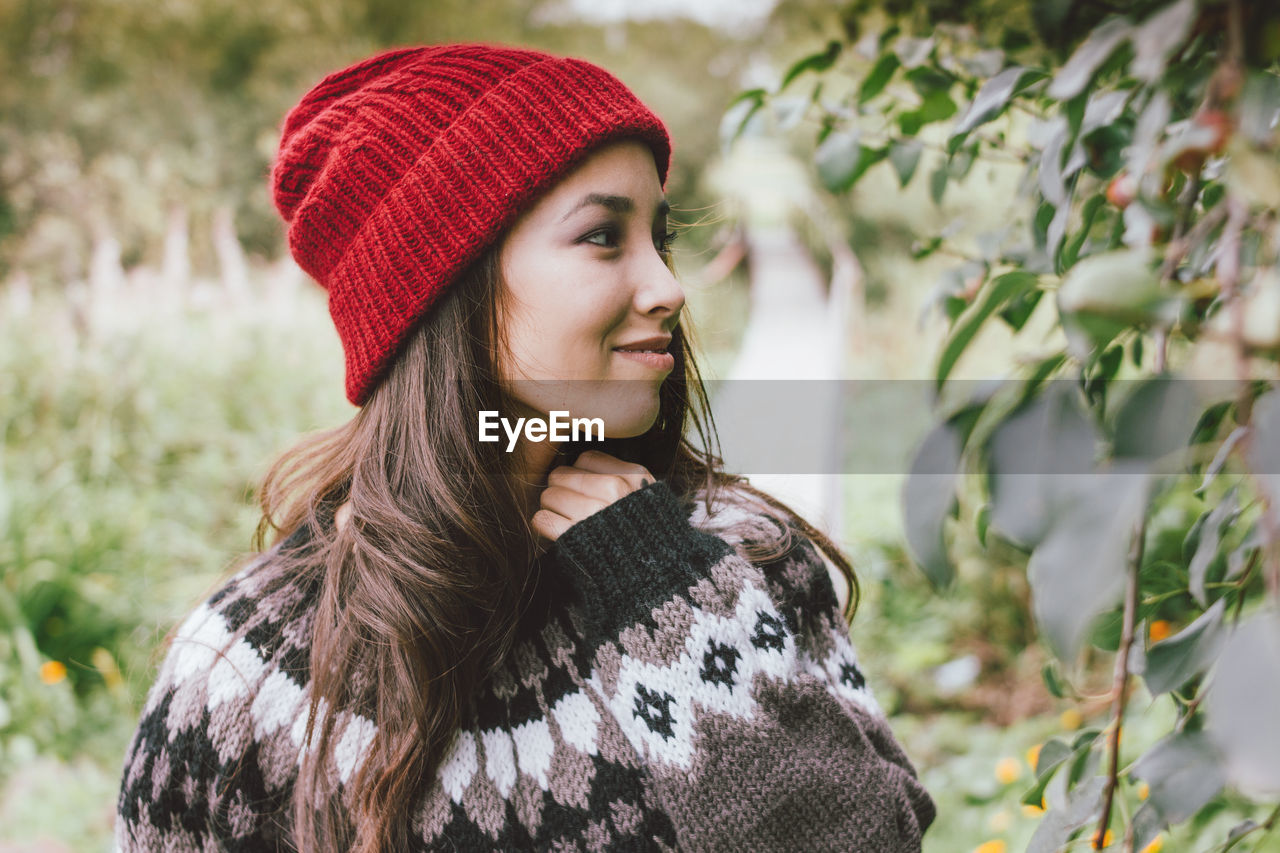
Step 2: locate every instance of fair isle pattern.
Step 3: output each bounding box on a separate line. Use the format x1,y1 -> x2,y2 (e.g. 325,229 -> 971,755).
116,481 -> 935,851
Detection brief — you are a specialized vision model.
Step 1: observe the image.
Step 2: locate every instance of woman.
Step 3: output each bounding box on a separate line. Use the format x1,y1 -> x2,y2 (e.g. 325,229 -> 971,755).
115,44 -> 935,852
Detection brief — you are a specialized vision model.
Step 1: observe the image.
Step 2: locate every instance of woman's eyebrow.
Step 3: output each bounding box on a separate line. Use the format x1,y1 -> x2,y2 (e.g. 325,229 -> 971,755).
560,194 -> 670,221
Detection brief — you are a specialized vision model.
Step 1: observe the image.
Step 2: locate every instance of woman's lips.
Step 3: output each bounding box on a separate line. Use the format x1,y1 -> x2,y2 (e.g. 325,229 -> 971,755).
612,348 -> 676,371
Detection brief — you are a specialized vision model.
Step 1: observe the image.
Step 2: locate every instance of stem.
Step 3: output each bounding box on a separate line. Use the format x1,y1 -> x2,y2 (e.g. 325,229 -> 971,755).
1158,204 -> 1228,282
1232,549 -> 1262,623
1218,196 -> 1249,411
1096,512 -> 1147,849
1218,193 -> 1280,602
1176,688 -> 1206,734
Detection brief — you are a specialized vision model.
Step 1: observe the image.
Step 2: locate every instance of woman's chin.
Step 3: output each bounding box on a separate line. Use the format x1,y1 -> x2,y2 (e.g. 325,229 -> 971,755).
598,400 -> 662,439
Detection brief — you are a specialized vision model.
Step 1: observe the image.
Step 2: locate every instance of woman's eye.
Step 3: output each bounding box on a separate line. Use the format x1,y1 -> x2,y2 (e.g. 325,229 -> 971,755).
583,226 -> 620,249
580,225 -> 677,254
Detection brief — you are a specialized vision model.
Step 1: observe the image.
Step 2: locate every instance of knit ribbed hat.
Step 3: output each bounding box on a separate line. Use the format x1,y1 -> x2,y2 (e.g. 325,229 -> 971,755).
271,44 -> 672,405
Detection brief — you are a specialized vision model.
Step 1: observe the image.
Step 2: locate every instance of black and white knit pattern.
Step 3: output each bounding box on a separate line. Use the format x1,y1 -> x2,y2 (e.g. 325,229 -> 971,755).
116,481 -> 934,851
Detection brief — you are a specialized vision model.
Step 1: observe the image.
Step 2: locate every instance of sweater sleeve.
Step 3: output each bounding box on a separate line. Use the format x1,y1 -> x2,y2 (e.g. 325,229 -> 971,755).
114,565 -> 319,852
552,480 -> 936,853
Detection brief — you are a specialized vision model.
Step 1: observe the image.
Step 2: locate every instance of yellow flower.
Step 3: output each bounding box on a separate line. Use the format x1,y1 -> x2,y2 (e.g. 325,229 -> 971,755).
1025,742 -> 1042,770
973,841 -> 1007,853
39,660 -> 67,685
1093,828 -> 1115,848
1149,620 -> 1173,643
987,809 -> 1012,832
1141,835 -> 1164,853
995,757 -> 1022,785
1060,708 -> 1084,730
1022,802 -> 1045,817
1137,780 -> 1150,800
92,647 -> 123,690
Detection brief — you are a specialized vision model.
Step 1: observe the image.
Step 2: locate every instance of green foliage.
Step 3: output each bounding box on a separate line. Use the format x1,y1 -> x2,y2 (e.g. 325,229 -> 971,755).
0,290 -> 348,777
741,0 -> 1280,848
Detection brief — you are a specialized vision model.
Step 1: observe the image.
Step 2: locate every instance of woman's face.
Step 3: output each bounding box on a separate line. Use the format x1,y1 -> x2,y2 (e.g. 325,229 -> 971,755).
497,139 -> 685,439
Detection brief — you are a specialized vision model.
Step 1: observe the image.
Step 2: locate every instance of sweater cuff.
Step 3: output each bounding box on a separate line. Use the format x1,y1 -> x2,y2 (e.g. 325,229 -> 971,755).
552,480 -> 732,646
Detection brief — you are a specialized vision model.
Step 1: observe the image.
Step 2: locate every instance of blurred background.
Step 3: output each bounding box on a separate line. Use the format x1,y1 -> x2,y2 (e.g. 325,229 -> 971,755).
0,1 -> 1101,850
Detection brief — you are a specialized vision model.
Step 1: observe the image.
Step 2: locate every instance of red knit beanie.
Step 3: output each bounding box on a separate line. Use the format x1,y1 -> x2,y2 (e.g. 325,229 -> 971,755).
270,44 -> 672,405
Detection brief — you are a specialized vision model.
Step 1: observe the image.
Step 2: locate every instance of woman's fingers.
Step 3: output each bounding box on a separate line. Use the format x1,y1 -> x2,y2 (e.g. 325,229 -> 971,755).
546,467 -> 632,503
531,508 -> 574,542
569,450 -> 655,490
534,452 -> 657,540
539,484 -> 609,521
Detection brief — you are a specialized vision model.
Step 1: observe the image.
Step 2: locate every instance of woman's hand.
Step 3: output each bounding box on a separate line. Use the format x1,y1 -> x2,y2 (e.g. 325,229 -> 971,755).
532,450 -> 656,542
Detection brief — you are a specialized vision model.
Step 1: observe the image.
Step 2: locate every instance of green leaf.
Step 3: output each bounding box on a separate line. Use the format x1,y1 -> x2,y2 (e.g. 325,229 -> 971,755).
1240,71 -> 1280,146
1056,248 -> 1172,325
950,66 -> 1046,141
902,422 -> 962,589
894,36 -> 935,69
1206,610 -> 1280,794
1112,375 -> 1206,461
1026,775 -> 1105,853
888,138 -> 923,187
903,65 -> 952,96
975,503 -> 990,548
929,165 -> 948,205
1095,343 -> 1124,382
1089,607 -> 1124,652
859,52 -> 899,104
780,41 -> 842,90
1060,193 -> 1108,269
899,90 -> 957,135
1041,662 -> 1065,698
1246,390 -> 1280,507
987,388 -> 1098,549
1130,0 -> 1196,83
725,87 -> 768,108
1188,488 -> 1238,606
719,93 -> 765,150
1196,424 -> 1245,496
1131,729 -> 1225,824
1143,598 -> 1226,695
1022,737 -> 1072,807
1028,465 -> 1149,659
1047,16 -> 1133,99
814,131 -> 885,193
936,272 -> 1039,390
947,142 -> 977,180
1032,201 -> 1054,248
998,287 -> 1043,332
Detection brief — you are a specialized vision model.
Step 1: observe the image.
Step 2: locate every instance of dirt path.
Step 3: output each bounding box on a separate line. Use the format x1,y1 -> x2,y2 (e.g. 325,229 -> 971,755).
715,223 -> 852,544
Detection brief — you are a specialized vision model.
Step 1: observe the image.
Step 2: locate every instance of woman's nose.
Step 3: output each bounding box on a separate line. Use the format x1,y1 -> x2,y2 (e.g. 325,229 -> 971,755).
634,251 -> 685,318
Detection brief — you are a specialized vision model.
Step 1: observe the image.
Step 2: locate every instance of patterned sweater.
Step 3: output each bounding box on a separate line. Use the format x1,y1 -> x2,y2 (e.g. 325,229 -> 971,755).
115,480 -> 936,851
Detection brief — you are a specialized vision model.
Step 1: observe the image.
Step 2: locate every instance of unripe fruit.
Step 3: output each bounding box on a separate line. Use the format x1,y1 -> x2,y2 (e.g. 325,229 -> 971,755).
1173,109 -> 1233,173
1106,172 -> 1136,209
1199,109 -> 1232,155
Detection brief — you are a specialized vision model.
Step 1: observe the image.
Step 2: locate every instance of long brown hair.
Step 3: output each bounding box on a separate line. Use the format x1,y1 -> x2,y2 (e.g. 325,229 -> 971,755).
252,241 -> 860,851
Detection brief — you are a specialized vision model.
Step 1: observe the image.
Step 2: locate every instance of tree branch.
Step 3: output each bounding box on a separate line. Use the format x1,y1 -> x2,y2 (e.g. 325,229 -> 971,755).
1096,511 -> 1147,850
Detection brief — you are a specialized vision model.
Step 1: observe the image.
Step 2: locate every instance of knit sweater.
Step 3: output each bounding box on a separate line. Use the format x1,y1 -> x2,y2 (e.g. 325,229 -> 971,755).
115,480 -> 936,851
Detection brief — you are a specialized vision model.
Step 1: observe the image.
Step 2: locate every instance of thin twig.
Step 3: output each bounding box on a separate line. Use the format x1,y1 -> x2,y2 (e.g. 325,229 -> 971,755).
1096,512 -> 1148,850
1217,192 -> 1280,600
1158,204 -> 1227,282
1232,549 -> 1261,623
